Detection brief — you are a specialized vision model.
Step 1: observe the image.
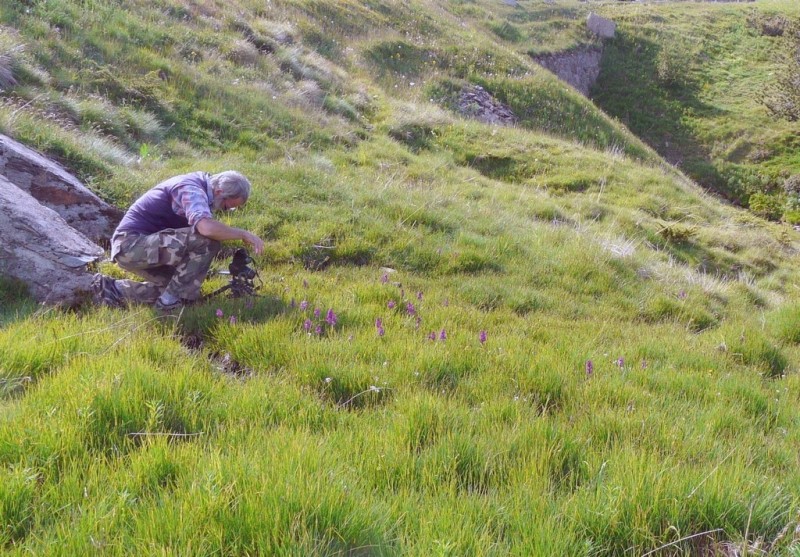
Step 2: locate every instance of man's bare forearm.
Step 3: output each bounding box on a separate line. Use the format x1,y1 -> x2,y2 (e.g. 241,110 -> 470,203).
195,218 -> 264,254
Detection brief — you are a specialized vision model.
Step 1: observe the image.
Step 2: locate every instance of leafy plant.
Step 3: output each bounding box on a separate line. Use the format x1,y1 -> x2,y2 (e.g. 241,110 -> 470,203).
748,192 -> 784,221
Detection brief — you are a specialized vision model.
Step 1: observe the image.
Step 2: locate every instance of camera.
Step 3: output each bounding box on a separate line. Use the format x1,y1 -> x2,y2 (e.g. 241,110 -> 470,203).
201,248 -> 261,301
228,248 -> 257,282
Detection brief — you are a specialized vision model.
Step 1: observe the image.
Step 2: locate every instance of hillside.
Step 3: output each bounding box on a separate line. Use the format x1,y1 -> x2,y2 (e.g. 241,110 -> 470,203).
593,0 -> 800,220
1,1 -> 800,555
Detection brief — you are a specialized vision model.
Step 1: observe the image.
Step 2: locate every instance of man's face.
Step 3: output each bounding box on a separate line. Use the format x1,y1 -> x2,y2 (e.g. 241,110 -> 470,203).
213,196 -> 245,212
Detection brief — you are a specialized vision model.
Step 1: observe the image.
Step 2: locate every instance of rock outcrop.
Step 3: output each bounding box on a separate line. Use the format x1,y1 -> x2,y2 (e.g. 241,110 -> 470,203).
0,175 -> 103,306
0,133 -> 122,244
458,85 -> 517,126
531,14 -> 615,97
533,47 -> 604,97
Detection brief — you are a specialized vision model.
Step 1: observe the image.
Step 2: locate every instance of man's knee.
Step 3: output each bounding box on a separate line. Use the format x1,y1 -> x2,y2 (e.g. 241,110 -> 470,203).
206,238 -> 221,256
186,230 -> 220,256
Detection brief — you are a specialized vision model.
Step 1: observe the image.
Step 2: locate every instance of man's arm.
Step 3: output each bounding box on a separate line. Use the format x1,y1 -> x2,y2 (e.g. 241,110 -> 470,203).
195,218 -> 265,254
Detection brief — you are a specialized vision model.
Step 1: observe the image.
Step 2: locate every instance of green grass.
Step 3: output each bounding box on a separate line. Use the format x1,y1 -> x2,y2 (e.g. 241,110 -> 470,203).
1,0 -> 800,555
593,1 -> 800,217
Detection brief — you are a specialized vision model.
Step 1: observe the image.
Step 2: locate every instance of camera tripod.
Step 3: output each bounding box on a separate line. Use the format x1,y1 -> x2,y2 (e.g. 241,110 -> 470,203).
201,248 -> 262,301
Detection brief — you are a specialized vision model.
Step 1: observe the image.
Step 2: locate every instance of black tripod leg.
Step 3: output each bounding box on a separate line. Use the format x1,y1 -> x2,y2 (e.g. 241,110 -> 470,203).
201,284 -> 232,302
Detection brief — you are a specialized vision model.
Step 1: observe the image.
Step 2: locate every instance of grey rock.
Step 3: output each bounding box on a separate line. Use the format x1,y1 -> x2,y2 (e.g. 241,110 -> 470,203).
0,133 -> 122,244
587,13 -> 616,39
458,85 -> 517,126
0,175 -> 103,306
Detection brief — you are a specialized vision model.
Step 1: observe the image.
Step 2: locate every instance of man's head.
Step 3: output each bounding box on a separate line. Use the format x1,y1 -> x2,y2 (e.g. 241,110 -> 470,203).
210,171 -> 251,211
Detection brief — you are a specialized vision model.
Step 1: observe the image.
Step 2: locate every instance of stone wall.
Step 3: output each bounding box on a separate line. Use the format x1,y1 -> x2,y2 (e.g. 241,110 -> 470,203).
532,47 -> 604,97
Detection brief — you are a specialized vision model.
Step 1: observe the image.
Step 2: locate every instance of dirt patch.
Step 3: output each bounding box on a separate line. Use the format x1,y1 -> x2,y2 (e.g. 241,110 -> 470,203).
211,351 -> 254,379
180,334 -> 254,379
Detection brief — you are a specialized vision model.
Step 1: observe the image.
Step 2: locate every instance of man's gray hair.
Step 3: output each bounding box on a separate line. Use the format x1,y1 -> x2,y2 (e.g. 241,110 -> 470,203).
211,171 -> 251,201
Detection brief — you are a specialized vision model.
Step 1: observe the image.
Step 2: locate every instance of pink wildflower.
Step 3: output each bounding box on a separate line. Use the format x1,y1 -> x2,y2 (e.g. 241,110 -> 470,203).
325,309 -> 338,327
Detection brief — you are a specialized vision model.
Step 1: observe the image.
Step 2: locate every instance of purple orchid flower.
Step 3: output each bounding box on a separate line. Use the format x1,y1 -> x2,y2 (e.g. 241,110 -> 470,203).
325,309 -> 338,327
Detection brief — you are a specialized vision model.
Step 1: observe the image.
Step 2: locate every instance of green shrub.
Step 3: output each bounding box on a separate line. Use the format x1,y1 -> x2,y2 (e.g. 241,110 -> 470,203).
718,163 -> 776,202
748,192 -> 784,221
783,209 -> 800,225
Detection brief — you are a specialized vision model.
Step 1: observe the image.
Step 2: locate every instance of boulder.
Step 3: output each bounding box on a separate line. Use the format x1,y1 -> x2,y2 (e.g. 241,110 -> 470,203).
0,175 -> 103,306
0,133 -> 122,244
587,13 -> 615,39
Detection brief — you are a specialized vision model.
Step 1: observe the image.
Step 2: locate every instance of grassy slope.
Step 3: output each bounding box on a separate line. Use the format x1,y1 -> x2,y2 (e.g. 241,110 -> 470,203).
1,0 -> 800,555
593,0 -> 800,217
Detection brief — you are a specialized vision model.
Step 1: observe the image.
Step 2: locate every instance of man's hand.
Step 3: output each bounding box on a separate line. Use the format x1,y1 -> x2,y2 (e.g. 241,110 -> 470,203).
241,231 -> 264,255
195,218 -> 265,254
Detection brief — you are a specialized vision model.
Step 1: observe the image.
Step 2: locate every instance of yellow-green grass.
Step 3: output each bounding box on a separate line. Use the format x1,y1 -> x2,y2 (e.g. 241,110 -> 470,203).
1,0 -> 800,554
3,137 -> 800,553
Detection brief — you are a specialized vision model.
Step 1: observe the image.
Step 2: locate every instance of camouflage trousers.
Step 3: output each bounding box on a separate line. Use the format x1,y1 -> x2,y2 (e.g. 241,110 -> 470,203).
111,228 -> 220,304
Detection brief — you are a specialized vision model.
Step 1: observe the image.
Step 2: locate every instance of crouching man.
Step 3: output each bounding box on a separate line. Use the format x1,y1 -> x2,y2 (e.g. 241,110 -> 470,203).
93,170 -> 264,310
